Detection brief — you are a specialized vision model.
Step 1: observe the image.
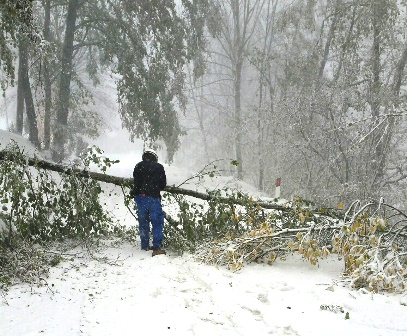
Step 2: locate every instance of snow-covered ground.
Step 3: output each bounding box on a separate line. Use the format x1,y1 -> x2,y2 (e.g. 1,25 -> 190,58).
1,131 -> 407,336
2,246 -> 407,336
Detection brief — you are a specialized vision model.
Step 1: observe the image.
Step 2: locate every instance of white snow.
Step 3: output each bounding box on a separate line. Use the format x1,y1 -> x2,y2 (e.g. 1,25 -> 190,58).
1,131 -> 407,336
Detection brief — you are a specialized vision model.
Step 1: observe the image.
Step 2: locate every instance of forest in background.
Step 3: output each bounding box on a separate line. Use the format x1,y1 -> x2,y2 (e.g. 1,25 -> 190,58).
1,0 -> 407,208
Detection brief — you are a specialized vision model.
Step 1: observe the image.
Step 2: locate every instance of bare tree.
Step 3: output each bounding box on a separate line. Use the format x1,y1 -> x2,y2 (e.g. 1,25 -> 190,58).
249,0 -> 279,190
212,0 -> 267,180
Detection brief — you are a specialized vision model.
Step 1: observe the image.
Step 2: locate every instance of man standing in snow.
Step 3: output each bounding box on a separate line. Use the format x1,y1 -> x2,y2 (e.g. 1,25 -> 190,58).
133,149 -> 167,256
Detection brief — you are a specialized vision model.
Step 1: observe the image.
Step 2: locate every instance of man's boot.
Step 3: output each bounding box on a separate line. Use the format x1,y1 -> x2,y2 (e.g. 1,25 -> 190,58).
152,247 -> 166,256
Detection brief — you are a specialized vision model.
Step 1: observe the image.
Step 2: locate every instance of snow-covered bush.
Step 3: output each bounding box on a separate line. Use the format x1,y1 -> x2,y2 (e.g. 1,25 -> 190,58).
0,143 -> 114,243
194,196 -> 338,270
331,203 -> 407,293
0,240 -> 54,290
193,196 -> 407,294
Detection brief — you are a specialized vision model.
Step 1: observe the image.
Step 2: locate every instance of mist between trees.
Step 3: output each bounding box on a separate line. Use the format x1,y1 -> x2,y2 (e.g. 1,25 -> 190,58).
1,0 -> 407,208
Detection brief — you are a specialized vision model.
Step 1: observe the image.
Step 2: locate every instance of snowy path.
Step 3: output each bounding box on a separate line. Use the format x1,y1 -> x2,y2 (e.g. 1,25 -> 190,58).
1,242 -> 407,336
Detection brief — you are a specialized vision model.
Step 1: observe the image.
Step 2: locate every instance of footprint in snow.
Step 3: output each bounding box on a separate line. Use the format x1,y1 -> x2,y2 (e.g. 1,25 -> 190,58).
280,285 -> 294,291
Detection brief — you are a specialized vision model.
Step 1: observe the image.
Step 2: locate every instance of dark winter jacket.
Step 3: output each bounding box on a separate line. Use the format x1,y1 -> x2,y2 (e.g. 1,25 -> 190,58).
133,160 -> 166,198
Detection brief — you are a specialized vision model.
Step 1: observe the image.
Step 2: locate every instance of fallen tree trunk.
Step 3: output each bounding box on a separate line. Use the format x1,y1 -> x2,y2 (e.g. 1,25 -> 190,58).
0,150 -> 289,211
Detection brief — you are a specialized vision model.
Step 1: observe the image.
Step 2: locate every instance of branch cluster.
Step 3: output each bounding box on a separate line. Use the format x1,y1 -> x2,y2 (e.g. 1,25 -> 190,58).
191,197 -> 407,294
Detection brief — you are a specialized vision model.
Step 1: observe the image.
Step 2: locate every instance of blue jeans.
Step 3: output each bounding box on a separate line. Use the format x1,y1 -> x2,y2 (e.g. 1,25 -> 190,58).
134,195 -> 164,249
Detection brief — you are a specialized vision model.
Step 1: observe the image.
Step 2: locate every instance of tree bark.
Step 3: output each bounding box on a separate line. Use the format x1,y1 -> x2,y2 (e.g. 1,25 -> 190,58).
18,38 -> 39,146
0,150 -> 292,213
232,0 -> 243,180
234,58 -> 243,180
53,0 -> 80,162
318,0 -> 339,81
22,70 -> 39,147
16,41 -> 25,135
370,0 -> 385,189
332,5 -> 356,84
392,43 -> 407,97
43,0 -> 52,150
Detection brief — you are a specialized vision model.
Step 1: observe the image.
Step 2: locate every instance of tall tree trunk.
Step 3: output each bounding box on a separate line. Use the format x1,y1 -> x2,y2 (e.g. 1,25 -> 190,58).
232,0 -> 243,180
234,59 -> 243,180
198,78 -> 209,162
43,0 -> 52,150
256,0 -> 277,191
53,0 -> 80,162
22,70 -> 39,147
392,43 -> 407,97
16,41 -> 25,135
333,5 -> 357,83
189,70 -> 209,162
257,79 -> 264,191
18,38 -> 39,146
318,0 -> 339,81
371,0 -> 384,188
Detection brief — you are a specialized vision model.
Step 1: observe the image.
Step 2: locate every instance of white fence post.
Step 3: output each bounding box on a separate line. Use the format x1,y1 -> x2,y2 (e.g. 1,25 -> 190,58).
275,177 -> 281,198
